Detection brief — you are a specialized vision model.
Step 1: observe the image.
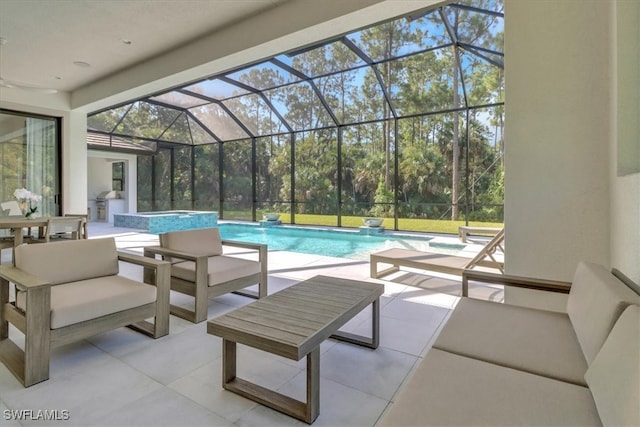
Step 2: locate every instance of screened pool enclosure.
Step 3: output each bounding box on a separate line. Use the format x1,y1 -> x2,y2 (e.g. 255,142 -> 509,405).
88,0 -> 504,233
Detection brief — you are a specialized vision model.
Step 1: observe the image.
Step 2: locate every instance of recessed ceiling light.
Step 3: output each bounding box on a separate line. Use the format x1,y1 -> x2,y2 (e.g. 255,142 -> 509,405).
73,61 -> 91,68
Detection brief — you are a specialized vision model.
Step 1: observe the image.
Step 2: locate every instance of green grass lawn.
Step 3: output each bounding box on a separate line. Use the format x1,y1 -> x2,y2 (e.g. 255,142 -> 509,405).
234,212 -> 503,235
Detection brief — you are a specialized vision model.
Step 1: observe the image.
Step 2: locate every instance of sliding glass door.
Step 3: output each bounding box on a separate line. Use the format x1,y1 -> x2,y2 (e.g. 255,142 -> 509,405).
0,110 -> 60,217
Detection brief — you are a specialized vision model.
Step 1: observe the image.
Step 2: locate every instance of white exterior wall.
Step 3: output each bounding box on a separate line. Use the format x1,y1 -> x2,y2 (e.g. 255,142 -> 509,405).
505,0 -> 640,308
88,150 -> 138,214
64,110 -> 87,215
504,0 -> 613,282
610,0 -> 640,283
87,157 -> 113,200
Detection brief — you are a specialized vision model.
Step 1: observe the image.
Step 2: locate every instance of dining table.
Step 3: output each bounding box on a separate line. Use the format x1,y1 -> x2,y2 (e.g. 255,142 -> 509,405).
0,216 -> 52,246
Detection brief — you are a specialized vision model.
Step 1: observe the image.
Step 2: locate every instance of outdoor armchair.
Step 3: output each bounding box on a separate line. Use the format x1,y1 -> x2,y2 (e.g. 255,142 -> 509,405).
0,237 -> 170,387
143,227 -> 268,323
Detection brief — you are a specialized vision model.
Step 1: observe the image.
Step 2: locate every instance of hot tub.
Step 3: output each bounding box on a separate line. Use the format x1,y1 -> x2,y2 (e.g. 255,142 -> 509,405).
113,210 -> 218,234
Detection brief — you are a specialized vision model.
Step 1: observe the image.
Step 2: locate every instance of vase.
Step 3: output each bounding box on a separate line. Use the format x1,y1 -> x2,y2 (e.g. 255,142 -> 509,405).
363,218 -> 383,227
263,213 -> 280,221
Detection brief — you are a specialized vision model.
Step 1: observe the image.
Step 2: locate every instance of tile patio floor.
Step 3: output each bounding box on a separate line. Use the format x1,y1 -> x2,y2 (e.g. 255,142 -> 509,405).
0,222 -> 503,427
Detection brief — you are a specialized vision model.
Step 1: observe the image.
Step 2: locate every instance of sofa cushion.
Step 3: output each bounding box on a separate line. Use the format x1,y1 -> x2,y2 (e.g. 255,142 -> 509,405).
14,237 -> 119,284
585,304 -> 640,427
567,261 -> 640,364
160,227 -> 222,258
379,349 -> 601,426
433,297 -> 588,385
171,255 -> 260,286
17,275 -> 157,329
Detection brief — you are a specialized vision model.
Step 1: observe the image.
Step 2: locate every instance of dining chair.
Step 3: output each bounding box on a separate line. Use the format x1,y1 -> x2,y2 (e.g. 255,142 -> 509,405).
30,217 -> 83,243
1,202 -> 21,262
63,213 -> 89,239
0,237 -> 14,265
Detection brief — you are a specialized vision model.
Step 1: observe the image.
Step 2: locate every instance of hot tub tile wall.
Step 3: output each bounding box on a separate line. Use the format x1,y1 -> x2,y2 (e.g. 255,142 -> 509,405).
114,211 -> 218,234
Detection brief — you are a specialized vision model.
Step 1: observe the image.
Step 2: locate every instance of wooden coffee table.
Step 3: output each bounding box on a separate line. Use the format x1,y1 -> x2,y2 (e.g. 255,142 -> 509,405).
207,275 -> 384,424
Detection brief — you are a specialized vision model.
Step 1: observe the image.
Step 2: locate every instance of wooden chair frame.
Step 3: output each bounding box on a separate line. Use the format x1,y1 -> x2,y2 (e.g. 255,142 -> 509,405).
458,226 -> 503,243
144,240 -> 267,323
0,252 -> 171,387
461,269 -> 571,297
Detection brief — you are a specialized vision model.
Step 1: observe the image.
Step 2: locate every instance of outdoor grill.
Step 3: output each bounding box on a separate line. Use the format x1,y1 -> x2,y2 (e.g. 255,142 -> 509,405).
95,190 -> 116,220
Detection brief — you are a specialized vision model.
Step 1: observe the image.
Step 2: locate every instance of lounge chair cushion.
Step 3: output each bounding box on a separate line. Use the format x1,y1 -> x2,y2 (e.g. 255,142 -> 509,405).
160,228 -> 222,257
14,238 -> 119,284
379,349 -> 601,426
585,304 -> 640,427
171,255 -> 260,286
17,276 -> 157,329
567,261 -> 640,364
375,249 -> 472,271
433,297 -> 588,385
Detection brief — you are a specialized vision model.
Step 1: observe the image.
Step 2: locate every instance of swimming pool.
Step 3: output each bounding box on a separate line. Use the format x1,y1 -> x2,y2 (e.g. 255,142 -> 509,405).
218,223 -> 465,259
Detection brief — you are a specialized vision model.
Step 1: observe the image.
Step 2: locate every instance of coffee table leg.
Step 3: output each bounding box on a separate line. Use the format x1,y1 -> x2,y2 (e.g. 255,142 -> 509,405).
222,339 -> 236,384
221,339 -> 321,424
330,297 -> 380,349
306,348 -> 320,423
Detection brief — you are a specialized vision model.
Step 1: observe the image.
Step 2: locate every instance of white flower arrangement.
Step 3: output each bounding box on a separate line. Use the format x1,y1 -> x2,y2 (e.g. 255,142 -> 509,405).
14,188 -> 42,218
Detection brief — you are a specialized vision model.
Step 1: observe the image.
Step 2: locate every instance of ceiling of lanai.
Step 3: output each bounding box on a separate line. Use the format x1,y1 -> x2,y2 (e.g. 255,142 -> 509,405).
87,0 -> 504,152
0,0 -> 445,113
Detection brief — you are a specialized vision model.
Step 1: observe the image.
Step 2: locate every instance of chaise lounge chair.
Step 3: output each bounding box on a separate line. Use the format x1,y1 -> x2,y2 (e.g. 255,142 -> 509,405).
370,228 -> 504,279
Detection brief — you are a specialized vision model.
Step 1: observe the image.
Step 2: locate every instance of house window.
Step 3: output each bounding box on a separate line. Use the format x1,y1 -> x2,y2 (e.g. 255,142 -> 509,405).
112,162 -> 124,191
0,109 -> 61,216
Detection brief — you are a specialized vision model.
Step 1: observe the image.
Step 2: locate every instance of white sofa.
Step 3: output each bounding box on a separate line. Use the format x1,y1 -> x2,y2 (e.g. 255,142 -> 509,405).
379,261 -> 640,426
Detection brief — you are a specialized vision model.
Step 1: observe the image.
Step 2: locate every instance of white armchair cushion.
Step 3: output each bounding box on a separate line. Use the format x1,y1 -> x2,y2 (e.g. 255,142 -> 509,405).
567,261 -> 640,364
172,255 -> 260,286
17,275 -> 157,329
585,304 -> 640,427
160,227 -> 222,257
15,237 -> 119,284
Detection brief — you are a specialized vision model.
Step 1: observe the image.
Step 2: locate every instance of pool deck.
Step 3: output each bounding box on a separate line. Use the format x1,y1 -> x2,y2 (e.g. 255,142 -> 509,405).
1,221 -> 503,427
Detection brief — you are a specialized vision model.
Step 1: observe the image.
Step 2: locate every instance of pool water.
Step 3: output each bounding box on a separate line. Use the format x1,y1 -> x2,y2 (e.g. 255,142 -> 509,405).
218,223 -> 465,259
